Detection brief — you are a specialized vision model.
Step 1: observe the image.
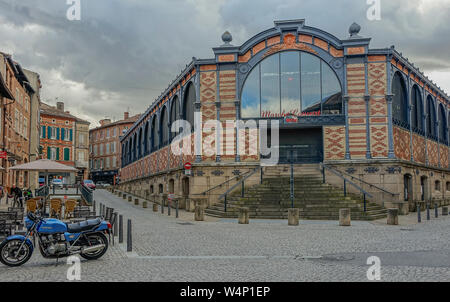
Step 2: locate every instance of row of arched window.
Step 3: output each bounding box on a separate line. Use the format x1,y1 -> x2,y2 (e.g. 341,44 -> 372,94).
392,72 -> 448,144
121,83 -> 196,167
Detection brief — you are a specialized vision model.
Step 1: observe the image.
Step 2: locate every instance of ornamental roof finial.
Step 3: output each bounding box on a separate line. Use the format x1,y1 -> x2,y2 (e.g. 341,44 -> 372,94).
221,31 -> 233,46
349,22 -> 361,38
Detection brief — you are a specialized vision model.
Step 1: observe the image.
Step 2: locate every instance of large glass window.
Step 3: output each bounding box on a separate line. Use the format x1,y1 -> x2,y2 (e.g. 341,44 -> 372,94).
281,51 -> 300,115
392,72 -> 409,128
241,51 -> 342,118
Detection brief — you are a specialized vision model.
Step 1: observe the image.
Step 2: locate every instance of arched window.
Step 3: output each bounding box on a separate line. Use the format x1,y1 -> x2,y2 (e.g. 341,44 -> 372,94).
137,128 -> 142,159
241,51 -> 342,118
160,106 -> 169,147
411,85 -> 423,134
183,82 -> 196,129
133,133 -> 137,161
392,72 -> 409,128
438,103 -> 447,144
144,122 -> 149,155
426,95 -> 436,140
151,116 -> 158,152
170,96 -> 179,141
122,143 -> 126,166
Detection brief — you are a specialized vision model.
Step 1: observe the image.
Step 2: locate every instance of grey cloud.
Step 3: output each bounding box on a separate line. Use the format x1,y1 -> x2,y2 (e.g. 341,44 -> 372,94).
0,0 -> 449,126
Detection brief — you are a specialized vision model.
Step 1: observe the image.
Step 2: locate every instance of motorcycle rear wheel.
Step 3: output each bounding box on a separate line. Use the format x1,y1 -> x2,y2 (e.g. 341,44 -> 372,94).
0,239 -> 32,267
80,232 -> 108,260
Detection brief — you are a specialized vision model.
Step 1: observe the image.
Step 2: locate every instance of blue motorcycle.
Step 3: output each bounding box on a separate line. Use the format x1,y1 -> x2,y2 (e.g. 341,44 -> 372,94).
0,212 -> 111,267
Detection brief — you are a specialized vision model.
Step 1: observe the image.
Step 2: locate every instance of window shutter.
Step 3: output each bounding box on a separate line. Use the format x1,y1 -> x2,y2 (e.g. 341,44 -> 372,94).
64,148 -> 70,161
69,129 -> 73,141
61,128 -> 65,141
48,126 -> 52,139
56,128 -> 60,140
42,126 -> 46,138
56,148 -> 60,160
47,147 -> 51,159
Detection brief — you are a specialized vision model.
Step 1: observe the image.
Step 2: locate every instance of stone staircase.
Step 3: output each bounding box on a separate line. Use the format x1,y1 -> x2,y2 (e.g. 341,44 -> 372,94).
205,164 -> 387,221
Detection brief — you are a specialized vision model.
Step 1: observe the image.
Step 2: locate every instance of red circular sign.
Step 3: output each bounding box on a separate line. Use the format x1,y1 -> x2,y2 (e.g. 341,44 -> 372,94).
184,162 -> 192,170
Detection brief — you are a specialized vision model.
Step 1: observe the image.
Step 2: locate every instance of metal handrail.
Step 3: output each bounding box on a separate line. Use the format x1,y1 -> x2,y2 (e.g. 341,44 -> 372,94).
321,164 -> 373,212
219,168 -> 259,212
192,169 -> 255,196
79,184 -> 93,205
323,163 -> 398,197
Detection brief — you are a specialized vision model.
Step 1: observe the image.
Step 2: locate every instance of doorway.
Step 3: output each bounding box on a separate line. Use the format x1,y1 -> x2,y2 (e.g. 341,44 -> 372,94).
275,127 -> 323,163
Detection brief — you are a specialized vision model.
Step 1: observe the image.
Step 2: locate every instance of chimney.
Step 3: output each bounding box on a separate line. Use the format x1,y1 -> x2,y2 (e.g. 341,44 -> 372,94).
124,112 -> 129,120
56,102 -> 64,112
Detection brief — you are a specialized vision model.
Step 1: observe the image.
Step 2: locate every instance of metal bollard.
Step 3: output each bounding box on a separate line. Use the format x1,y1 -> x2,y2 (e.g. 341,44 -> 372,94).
427,204 -> 430,220
435,203 -> 438,218
176,200 -> 179,218
127,219 -> 132,252
161,199 -> 164,214
93,200 -> 96,212
119,215 -> 123,243
168,201 -> 171,216
113,213 -> 118,237
417,204 -> 421,223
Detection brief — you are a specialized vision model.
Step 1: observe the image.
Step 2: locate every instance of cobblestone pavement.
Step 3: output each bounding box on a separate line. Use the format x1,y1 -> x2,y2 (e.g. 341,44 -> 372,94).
0,189 -> 449,282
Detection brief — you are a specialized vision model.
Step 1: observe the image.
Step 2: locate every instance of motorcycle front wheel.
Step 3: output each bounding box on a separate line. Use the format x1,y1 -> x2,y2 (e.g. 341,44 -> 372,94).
0,239 -> 33,267
80,232 -> 108,260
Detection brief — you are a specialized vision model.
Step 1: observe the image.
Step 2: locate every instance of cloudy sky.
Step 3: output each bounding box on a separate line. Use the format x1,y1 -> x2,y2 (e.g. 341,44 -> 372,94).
0,0 -> 449,127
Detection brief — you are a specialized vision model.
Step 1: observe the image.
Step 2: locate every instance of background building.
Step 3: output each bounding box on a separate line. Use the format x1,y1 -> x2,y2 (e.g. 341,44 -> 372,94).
39,101 -> 89,184
89,112 -> 140,184
23,69 -> 41,190
75,118 -> 90,181
0,52 -> 36,192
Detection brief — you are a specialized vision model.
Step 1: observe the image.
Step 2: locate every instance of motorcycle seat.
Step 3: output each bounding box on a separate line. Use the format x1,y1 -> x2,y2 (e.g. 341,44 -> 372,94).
66,218 -> 102,233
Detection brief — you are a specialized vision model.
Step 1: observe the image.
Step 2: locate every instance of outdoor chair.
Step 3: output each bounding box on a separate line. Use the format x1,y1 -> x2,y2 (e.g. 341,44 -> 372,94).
26,199 -> 38,214
49,199 -> 63,218
64,199 -> 78,219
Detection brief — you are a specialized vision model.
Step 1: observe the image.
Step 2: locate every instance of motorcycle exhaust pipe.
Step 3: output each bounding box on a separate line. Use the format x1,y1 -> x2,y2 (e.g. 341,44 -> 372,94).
81,244 -> 106,254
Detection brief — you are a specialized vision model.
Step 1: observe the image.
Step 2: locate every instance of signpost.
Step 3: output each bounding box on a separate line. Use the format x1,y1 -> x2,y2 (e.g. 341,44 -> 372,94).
184,162 -> 192,176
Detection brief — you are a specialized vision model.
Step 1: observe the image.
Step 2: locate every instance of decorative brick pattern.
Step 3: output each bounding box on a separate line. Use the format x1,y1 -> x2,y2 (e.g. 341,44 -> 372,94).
220,121 -> 236,161
159,147 -> 169,171
347,47 -> 365,55
200,72 -> 216,104
240,128 -> 259,162
370,98 -> 387,116
323,126 -> 345,160
412,134 -> 426,164
370,125 -> 388,158
427,140 -> 439,167
393,127 -> 411,161
439,144 -> 449,168
348,125 -> 367,158
368,63 -> 386,95
346,64 -> 365,96
219,70 -> 236,103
